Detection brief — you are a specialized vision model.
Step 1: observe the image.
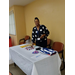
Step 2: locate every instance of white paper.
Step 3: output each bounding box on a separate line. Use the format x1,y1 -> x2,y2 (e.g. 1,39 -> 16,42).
31,54 -> 49,61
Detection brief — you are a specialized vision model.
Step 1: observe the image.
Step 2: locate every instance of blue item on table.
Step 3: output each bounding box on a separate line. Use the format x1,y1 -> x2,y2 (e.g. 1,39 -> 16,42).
25,47 -> 34,50
32,51 -> 39,54
40,48 -> 57,56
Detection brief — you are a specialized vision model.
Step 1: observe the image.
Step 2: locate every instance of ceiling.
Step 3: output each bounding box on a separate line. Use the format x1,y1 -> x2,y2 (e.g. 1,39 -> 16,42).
9,0 -> 35,7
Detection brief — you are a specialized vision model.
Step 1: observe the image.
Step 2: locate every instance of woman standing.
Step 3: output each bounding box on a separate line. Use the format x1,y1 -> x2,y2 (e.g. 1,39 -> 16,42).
32,17 -> 50,48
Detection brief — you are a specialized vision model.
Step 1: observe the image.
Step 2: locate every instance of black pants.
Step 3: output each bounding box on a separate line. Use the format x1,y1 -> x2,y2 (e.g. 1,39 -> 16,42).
36,40 -> 47,48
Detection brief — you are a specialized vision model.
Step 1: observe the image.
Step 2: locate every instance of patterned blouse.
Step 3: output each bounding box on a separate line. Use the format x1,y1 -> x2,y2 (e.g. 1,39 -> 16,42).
32,25 -> 49,43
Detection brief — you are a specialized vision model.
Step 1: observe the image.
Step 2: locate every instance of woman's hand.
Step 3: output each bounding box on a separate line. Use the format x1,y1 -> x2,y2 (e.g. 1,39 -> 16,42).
31,43 -> 36,47
40,34 -> 46,39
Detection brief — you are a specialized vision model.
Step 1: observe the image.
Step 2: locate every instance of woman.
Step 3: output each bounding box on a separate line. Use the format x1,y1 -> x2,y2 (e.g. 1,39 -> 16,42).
32,17 -> 50,48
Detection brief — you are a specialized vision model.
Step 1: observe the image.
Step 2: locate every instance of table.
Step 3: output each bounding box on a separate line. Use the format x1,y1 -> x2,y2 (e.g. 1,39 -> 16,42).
9,44 -> 61,75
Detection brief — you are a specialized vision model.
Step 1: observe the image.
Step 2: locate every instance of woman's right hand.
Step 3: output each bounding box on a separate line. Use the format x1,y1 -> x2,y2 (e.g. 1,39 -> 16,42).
31,43 -> 36,47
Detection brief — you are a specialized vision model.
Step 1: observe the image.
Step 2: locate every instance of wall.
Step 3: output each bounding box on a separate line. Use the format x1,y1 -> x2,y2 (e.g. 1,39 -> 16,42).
9,5 -> 26,45
9,6 -> 18,46
14,5 -> 26,44
24,0 -> 65,57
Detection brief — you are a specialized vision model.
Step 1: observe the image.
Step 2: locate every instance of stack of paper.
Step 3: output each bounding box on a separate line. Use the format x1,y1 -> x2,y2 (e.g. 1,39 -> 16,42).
20,44 -> 32,48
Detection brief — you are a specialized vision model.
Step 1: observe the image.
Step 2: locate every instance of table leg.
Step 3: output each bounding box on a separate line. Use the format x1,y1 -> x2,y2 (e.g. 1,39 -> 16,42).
14,63 -> 16,66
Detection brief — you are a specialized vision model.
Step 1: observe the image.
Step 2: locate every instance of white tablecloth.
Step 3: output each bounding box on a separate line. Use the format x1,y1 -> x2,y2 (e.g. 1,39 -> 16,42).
9,49 -> 14,64
9,44 -> 61,75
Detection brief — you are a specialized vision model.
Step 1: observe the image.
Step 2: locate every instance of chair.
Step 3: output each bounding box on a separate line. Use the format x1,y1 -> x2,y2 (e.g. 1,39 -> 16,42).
47,39 -> 51,48
9,72 -> 13,75
19,35 -> 30,45
52,42 -> 65,71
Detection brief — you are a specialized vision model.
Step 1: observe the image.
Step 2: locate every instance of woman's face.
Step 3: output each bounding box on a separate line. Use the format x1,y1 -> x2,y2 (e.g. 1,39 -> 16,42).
34,19 -> 40,26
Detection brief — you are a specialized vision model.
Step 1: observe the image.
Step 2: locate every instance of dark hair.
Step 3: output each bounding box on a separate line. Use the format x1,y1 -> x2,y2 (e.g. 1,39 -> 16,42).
34,17 -> 39,21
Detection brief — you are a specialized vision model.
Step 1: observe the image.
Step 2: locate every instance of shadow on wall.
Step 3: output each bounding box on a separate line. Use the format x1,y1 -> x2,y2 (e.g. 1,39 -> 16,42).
9,34 -> 18,46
